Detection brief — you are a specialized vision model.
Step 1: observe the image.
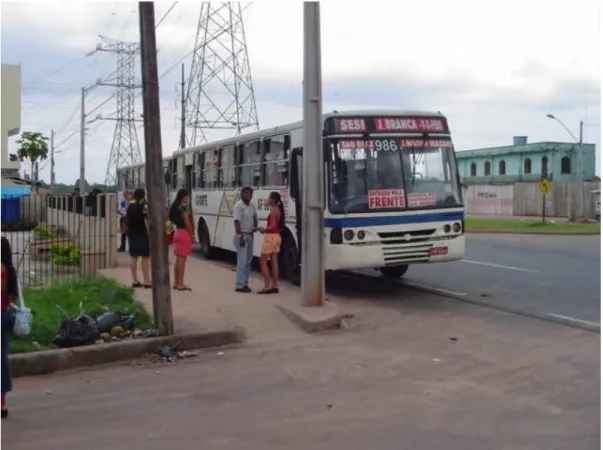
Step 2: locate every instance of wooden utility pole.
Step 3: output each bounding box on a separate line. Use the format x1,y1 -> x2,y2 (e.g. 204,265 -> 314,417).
139,1 -> 173,334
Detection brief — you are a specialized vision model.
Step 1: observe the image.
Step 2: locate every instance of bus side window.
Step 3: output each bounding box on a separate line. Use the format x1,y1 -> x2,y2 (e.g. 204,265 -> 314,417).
197,152 -> 205,189
220,145 -> 237,188
238,141 -> 262,188
171,159 -> 178,190
263,134 -> 290,187
202,149 -> 218,189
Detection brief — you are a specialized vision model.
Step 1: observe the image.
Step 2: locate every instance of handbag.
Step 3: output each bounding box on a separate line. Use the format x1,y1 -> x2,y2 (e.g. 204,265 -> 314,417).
12,279 -> 32,336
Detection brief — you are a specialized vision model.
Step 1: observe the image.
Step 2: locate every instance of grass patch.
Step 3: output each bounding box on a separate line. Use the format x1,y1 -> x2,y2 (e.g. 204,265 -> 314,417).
11,276 -> 153,354
466,218 -> 601,234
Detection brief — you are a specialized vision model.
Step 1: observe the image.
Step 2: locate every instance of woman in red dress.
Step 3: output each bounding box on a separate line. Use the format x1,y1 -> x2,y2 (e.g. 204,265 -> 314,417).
169,189 -> 194,291
257,192 -> 285,294
1,237 -> 18,419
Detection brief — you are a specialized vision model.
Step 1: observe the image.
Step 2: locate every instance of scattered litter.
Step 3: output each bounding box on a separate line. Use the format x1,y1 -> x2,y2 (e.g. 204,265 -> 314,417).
326,404 -> 333,409
53,314 -> 100,348
342,313 -> 355,319
53,309 -> 156,349
449,337 -> 458,342
146,345 -> 200,364
217,352 -> 224,356
433,358 -> 441,362
480,291 -> 493,298
46,391 -> 51,395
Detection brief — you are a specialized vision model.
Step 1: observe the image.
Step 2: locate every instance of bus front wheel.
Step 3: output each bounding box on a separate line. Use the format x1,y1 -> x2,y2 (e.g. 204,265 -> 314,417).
197,221 -> 214,259
379,265 -> 408,279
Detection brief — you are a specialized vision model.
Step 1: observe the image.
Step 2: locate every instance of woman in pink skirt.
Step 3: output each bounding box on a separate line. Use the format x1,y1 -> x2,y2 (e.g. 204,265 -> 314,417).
169,189 -> 194,291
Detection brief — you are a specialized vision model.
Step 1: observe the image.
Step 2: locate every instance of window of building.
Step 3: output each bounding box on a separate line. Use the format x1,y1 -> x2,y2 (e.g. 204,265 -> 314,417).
238,141 -> 262,188
561,156 -> 571,174
524,158 -> 532,174
219,145 -> 237,188
470,162 -> 477,177
484,161 -> 491,176
262,134 -> 290,187
498,160 -> 506,175
541,156 -> 548,176
202,149 -> 219,189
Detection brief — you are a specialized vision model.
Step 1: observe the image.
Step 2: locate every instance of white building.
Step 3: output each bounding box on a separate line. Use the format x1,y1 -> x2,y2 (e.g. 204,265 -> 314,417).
1,63 -> 22,180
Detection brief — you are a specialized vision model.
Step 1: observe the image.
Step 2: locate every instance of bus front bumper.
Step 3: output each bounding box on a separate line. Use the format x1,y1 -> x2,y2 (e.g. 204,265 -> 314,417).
324,235 -> 465,271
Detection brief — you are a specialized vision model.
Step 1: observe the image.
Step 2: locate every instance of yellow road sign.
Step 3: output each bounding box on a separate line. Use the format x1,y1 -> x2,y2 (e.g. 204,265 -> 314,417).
539,178 -> 550,195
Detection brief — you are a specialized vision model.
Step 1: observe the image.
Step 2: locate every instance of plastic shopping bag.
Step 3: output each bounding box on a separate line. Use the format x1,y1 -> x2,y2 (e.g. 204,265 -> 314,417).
12,279 -> 32,336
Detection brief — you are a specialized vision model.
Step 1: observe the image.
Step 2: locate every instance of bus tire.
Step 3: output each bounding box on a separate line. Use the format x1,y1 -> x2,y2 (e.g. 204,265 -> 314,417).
280,235 -> 300,286
379,265 -> 408,279
197,220 -> 214,259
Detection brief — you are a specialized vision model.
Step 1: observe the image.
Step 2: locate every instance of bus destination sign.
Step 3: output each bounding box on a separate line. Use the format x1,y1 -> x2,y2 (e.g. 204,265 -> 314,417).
338,138 -> 452,150
331,116 -> 449,135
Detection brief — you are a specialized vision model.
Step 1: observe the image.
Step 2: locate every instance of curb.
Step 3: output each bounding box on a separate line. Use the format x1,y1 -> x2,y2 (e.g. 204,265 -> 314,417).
346,271 -> 600,334
466,230 -> 600,236
275,301 -> 342,333
10,330 -> 243,378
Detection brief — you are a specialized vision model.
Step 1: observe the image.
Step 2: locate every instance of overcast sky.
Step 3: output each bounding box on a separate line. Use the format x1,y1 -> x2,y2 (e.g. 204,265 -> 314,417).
1,0 -> 601,184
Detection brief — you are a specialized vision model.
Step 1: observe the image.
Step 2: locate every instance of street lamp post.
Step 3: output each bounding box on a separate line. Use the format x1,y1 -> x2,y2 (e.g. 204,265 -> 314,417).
546,114 -> 585,217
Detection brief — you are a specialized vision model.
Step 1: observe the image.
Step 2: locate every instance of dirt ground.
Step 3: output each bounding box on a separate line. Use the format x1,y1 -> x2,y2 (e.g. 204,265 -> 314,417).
2,271 -> 599,450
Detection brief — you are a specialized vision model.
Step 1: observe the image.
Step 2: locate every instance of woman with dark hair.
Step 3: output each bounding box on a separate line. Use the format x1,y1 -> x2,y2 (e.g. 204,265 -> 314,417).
169,189 -> 194,291
257,191 -> 285,294
1,237 -> 18,418
126,188 -> 151,288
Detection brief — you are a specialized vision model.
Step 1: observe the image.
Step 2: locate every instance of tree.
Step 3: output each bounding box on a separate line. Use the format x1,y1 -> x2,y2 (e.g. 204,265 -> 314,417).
16,132 -> 49,191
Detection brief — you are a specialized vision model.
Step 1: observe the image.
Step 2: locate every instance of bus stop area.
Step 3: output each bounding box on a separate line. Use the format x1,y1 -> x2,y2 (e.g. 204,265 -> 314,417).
3,254 -> 599,449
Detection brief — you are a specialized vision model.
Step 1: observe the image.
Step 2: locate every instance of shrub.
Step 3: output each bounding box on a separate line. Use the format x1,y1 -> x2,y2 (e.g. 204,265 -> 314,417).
50,243 -> 80,266
33,224 -> 68,240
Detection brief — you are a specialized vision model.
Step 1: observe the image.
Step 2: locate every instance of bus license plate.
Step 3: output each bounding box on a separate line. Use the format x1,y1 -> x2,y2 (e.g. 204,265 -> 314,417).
429,247 -> 448,256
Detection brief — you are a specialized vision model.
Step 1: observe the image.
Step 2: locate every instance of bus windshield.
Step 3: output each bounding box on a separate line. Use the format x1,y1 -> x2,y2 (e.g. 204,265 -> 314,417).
328,137 -> 463,214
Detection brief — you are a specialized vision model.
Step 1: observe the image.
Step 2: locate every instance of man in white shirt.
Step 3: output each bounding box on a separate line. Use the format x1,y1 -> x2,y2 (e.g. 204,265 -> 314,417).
232,186 -> 258,292
117,191 -> 131,252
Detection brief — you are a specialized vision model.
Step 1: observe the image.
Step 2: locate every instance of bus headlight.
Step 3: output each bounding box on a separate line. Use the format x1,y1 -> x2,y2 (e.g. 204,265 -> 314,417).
344,230 -> 355,241
357,230 -> 366,240
443,224 -> 451,233
453,222 -> 461,233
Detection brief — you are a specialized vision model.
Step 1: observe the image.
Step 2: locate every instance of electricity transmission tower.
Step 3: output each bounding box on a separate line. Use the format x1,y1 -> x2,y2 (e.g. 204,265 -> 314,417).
93,35 -> 143,186
182,2 -> 259,147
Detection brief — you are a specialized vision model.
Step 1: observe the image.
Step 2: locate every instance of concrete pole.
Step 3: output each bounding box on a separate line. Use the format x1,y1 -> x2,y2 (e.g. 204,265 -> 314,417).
50,129 -> 55,194
80,87 -> 86,194
139,1 -> 174,334
578,120 -> 584,217
301,1 -> 325,307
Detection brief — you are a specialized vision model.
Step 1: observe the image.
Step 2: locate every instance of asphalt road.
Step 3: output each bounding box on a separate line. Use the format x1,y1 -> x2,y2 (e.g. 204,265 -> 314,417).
398,233 -> 601,326
4,274 -> 599,450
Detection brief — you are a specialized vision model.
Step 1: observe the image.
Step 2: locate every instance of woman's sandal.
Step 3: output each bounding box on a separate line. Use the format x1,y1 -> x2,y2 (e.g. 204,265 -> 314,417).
257,288 -> 279,294
132,282 -> 143,288
173,286 -> 192,291
143,284 -> 152,289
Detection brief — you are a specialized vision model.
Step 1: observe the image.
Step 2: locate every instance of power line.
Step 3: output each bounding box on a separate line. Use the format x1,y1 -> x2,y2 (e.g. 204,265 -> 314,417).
156,2 -> 179,28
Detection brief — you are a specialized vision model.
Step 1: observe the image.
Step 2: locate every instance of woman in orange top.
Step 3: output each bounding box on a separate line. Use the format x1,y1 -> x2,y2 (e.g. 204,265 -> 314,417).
257,192 -> 285,294
1,237 -> 18,419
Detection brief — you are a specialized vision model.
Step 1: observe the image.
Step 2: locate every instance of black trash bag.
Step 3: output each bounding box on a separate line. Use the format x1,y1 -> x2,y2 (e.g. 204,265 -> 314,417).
53,314 -> 101,348
95,312 -> 136,333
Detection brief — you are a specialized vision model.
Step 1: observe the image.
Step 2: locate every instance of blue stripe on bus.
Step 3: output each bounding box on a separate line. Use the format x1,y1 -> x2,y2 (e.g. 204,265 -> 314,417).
324,211 -> 464,228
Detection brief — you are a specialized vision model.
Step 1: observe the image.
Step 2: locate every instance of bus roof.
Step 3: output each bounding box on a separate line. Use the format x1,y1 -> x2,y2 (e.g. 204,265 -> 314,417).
118,109 -> 447,170
172,109 -> 446,157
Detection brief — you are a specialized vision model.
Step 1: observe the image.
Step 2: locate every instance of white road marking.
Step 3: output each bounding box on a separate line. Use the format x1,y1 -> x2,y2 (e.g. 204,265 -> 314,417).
403,281 -> 467,297
546,313 -> 600,328
460,259 -> 538,273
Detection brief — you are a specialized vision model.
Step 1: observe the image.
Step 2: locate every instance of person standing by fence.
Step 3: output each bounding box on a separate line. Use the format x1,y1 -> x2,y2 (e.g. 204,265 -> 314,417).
233,186 -> 257,293
1,237 -> 18,419
126,188 -> 151,288
169,189 -> 194,291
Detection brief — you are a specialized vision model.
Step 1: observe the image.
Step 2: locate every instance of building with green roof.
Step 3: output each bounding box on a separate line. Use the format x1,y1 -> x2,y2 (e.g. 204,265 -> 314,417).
456,136 -> 597,184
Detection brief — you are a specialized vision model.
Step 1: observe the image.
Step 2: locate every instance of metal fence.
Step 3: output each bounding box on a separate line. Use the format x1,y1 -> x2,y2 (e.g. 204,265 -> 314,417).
1,193 -> 118,288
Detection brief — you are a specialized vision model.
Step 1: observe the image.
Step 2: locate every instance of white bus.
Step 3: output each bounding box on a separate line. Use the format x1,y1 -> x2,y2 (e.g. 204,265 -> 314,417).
117,110 -> 465,284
